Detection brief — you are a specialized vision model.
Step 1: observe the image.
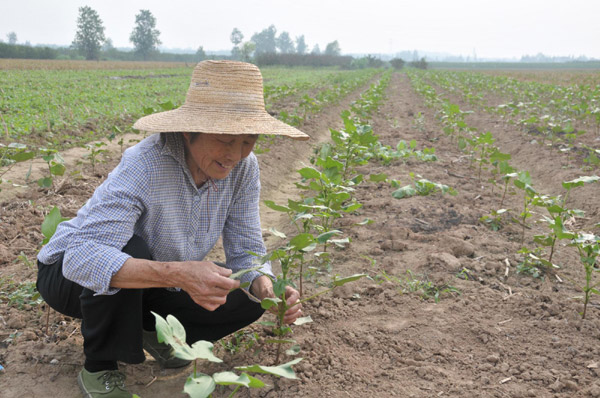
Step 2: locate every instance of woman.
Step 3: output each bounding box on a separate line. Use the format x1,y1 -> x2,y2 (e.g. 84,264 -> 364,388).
37,60 -> 309,398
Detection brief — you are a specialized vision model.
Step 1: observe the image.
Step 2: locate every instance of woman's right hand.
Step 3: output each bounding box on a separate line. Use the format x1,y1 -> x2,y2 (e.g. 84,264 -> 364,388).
180,261 -> 240,311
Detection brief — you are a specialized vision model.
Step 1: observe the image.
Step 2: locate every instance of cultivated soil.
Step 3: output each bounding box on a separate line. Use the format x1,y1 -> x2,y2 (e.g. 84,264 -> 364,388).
2,72 -> 600,398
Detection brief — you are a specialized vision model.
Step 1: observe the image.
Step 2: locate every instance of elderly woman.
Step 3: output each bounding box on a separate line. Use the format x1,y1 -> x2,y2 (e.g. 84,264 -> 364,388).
36,61 -> 309,398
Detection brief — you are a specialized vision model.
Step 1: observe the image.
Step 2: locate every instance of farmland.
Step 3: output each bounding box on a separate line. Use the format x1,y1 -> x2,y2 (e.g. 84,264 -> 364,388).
1,60 -> 600,397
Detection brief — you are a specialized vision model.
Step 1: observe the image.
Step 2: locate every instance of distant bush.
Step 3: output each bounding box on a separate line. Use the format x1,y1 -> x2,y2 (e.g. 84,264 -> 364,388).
254,53 -> 354,68
351,55 -> 384,69
409,57 -> 428,70
390,58 -> 405,70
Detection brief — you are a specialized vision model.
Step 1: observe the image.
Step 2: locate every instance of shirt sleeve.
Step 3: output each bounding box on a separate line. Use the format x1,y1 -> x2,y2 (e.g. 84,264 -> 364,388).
222,155 -> 274,289
62,156 -> 149,295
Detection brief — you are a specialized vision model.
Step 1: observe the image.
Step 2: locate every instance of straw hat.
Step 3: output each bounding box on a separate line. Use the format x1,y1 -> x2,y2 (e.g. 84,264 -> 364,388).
133,60 -> 309,141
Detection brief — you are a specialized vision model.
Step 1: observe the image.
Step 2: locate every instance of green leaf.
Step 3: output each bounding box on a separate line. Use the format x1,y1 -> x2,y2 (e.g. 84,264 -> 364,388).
297,167 -> 322,180
153,312 -> 222,362
184,374 -> 216,398
11,151 -> 35,162
235,358 -> 303,379
369,173 -> 388,182
391,185 -> 416,199
316,230 -> 341,244
289,233 -> 315,250
562,175 -> 599,190
293,316 -> 313,326
213,371 -> 266,388
354,218 -> 374,226
261,297 -> 282,310
230,265 -> 264,280
269,227 -> 287,239
41,206 -> 69,244
37,177 -> 53,188
50,163 -> 66,176
264,200 -> 290,213
333,273 -> 367,286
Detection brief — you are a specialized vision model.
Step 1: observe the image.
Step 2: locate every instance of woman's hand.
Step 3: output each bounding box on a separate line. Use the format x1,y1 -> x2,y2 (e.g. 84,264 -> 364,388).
251,275 -> 303,324
180,261 -> 240,311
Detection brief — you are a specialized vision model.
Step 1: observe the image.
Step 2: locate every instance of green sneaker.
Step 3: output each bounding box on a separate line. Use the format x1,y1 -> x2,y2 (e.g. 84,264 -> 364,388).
77,369 -> 132,398
142,329 -> 191,369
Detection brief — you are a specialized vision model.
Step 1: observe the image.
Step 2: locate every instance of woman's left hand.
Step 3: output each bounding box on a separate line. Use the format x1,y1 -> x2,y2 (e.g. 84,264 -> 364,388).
251,276 -> 303,325
282,285 -> 302,325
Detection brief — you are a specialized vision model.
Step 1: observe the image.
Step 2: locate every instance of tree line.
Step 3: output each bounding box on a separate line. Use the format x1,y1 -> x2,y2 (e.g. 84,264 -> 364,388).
1,6 -> 418,68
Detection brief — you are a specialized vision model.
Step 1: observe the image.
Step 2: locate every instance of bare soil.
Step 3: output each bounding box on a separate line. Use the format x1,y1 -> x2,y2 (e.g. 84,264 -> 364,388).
2,72 -> 600,398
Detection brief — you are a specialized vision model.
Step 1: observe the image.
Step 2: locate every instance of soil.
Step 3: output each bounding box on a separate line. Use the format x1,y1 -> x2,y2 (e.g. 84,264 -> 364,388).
2,72 -> 600,398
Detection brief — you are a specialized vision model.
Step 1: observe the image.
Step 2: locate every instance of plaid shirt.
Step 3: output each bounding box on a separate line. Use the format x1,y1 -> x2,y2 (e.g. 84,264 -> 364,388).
38,133 -> 272,295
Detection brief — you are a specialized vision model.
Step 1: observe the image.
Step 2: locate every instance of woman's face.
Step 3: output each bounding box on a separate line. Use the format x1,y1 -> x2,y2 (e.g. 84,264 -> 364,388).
183,132 -> 258,184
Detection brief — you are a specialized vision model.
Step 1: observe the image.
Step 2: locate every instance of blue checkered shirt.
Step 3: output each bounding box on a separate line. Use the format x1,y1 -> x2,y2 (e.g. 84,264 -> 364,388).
38,133 -> 273,295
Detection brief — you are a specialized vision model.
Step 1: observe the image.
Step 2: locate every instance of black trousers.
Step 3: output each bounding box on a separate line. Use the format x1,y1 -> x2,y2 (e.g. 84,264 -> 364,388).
36,235 -> 265,364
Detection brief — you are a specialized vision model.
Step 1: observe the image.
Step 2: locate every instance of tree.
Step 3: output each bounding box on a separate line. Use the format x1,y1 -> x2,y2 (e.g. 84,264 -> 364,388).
311,44 -> 321,55
7,32 -> 17,45
296,35 -> 307,54
324,40 -> 341,56
389,58 -> 405,70
196,46 -> 206,61
276,31 -> 295,54
239,41 -> 256,62
230,27 -> 244,60
250,25 -> 277,54
130,9 -> 161,60
72,6 -> 105,60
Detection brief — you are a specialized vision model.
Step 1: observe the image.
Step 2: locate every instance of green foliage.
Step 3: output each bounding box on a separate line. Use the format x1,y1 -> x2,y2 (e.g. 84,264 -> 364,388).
389,58 -> 406,70
0,279 -> 43,309
84,142 -> 107,173
324,40 -> 341,56
41,206 -> 70,245
391,174 -> 457,199
516,246 -> 557,279
480,208 -> 508,231
153,312 -> 300,398
568,234 -> 600,319
377,270 -> 460,303
37,148 -> 65,188
72,6 -> 105,60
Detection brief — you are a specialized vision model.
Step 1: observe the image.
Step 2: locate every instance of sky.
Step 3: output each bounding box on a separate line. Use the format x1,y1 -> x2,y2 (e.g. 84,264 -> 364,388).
1,0 -> 599,60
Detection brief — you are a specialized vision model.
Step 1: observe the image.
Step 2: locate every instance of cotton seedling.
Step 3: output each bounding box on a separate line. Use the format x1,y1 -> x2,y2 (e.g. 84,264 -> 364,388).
84,141 -> 107,173
513,171 -> 537,245
391,173 -> 457,199
152,312 -> 301,398
479,208 -> 509,232
253,235 -> 365,363
567,234 -> 600,319
37,148 -> 66,188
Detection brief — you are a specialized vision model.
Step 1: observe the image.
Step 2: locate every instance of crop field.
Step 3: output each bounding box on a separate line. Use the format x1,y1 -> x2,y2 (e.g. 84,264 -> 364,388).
1,61 -> 600,397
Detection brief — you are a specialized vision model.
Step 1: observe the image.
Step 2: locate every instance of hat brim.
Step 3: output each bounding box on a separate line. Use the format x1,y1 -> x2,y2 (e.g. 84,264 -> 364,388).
133,105 -> 310,141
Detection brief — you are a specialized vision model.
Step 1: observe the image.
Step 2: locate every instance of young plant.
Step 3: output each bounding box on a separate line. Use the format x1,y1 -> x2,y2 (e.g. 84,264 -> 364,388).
84,141 -> 107,173
567,234 -> 600,319
38,148 -> 65,188
391,173 -> 457,199
516,246 -> 557,279
480,208 -> 509,231
153,312 -> 301,398
513,171 -> 537,245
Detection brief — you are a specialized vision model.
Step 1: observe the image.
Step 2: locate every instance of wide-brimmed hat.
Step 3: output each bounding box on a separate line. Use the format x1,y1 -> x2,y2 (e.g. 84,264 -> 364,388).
133,60 -> 309,141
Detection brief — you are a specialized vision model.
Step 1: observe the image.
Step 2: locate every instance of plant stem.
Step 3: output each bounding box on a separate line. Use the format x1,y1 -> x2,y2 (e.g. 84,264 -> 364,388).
228,386 -> 241,398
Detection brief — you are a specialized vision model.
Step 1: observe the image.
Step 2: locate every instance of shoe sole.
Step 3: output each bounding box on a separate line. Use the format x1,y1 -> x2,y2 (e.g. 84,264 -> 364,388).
77,372 -> 93,398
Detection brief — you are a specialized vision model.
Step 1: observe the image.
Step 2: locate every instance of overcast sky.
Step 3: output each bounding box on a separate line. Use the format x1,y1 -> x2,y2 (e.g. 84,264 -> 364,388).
2,0 -> 599,59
